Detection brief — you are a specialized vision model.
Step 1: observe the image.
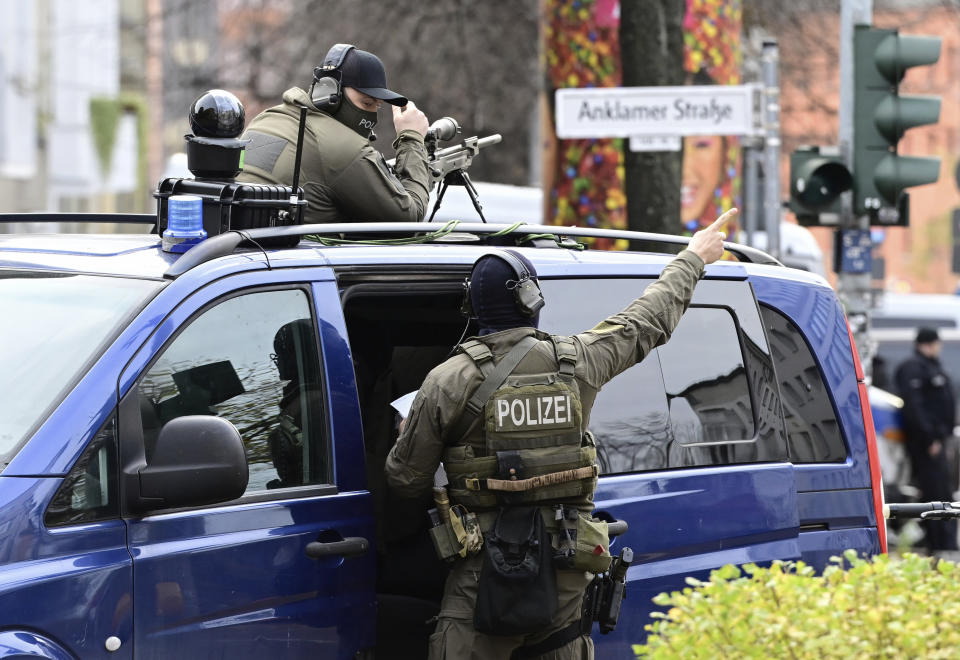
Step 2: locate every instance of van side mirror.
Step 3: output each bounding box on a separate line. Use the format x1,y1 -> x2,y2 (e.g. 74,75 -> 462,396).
129,415 -> 248,513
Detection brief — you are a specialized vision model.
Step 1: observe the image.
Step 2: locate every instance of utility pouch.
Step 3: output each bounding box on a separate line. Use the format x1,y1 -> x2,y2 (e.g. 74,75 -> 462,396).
428,521 -> 463,564
474,507 -> 558,636
574,514 -> 612,573
452,505 -> 484,557
496,450 -> 526,505
554,508 -> 612,573
428,506 -> 483,563
497,450 -> 525,481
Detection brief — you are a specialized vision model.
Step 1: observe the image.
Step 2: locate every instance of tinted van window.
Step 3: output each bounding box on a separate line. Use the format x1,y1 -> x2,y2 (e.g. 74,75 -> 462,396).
137,289 -> 330,493
539,278 -> 785,474
659,307 -> 755,444
45,416 -> 118,527
760,304 -> 846,462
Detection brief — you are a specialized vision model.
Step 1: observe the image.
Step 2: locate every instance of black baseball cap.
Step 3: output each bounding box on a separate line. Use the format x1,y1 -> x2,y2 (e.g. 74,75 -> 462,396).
340,49 -> 407,107
916,327 -> 940,345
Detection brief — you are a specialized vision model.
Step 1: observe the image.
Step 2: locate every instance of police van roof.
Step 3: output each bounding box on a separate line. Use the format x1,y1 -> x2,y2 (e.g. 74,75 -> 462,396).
0,233 -> 173,279
0,231 -> 829,294
0,231 -> 690,279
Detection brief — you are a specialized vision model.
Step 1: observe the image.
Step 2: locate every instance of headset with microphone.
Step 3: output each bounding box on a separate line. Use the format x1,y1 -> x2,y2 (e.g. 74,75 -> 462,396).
461,251 -> 545,319
310,43 -> 355,112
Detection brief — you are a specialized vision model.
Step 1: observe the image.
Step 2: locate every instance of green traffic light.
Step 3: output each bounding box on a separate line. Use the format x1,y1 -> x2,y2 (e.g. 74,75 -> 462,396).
794,157 -> 852,209
873,155 -> 941,207
789,147 -> 852,225
874,95 -> 941,143
853,25 -> 942,222
875,34 -> 941,83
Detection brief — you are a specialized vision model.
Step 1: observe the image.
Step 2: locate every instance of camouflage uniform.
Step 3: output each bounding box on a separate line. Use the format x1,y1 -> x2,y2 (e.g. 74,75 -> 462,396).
237,87 -> 433,224
385,249 -> 705,659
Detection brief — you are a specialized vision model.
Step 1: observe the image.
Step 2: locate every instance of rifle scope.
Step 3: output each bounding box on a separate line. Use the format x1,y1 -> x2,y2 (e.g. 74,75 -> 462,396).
427,117 -> 461,143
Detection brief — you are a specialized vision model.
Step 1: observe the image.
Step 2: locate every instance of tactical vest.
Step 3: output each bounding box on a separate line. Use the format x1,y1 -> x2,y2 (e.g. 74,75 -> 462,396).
442,335 -> 599,511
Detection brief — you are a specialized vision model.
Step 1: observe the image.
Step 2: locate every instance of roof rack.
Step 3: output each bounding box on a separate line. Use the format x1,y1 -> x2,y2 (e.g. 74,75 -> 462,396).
163,221 -> 781,279
0,213 -> 156,226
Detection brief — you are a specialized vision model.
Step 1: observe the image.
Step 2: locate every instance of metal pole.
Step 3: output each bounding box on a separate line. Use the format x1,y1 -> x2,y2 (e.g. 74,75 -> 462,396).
839,0 -> 873,377
146,0 -> 165,209
743,142 -> 760,247
761,40 -> 781,259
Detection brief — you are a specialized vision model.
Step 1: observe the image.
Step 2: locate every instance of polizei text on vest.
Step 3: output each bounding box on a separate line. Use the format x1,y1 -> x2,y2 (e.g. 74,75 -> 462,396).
494,394 -> 574,430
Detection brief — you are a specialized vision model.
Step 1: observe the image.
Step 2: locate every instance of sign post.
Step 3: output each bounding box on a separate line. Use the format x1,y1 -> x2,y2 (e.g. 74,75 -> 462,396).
762,40 -> 781,259
838,0 -> 874,378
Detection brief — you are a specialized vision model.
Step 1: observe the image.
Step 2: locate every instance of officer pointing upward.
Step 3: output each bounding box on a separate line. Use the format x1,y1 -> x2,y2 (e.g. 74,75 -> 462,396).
386,209 -> 735,659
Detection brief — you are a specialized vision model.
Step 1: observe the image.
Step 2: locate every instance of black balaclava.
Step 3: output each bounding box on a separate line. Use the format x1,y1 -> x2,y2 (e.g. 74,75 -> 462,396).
332,95 -> 378,139
469,251 -> 542,336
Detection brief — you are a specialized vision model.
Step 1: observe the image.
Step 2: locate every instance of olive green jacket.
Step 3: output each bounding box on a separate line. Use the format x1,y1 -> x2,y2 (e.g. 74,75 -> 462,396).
237,87 -> 433,224
385,249 -> 706,497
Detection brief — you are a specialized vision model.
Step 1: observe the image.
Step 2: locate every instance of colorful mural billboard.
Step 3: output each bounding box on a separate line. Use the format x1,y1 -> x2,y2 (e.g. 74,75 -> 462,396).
543,0 -> 743,242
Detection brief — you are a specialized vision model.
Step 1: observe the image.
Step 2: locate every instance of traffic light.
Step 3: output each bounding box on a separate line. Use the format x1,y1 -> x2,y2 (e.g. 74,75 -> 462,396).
853,25 -> 941,225
789,146 -> 852,226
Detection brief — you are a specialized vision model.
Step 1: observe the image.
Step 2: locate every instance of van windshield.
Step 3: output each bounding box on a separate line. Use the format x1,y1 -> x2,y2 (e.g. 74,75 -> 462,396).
0,271 -> 161,460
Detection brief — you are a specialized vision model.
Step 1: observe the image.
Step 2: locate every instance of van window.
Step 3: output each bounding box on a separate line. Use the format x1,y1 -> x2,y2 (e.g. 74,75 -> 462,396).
659,307 -> 756,444
872,316 -> 956,329
578,344 -> 670,474
136,289 -> 330,493
45,416 -> 119,527
539,278 -> 783,473
760,304 -> 846,462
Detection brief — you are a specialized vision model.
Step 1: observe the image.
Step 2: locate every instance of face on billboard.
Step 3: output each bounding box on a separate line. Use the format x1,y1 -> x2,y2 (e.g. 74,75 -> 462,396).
681,134 -> 724,225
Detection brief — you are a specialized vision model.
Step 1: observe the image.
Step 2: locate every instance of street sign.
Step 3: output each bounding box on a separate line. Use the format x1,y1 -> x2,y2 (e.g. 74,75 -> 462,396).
835,228 -> 873,274
555,84 -> 763,139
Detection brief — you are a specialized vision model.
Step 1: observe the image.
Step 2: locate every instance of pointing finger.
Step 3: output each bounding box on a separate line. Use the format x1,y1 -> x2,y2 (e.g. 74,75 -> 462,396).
708,208 -> 738,232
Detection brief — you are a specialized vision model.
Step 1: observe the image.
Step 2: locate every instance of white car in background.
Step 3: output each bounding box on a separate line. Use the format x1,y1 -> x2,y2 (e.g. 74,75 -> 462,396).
745,221 -> 826,277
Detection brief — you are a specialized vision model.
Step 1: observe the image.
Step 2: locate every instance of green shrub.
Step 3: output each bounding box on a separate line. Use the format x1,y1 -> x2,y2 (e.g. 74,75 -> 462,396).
637,550 -> 960,659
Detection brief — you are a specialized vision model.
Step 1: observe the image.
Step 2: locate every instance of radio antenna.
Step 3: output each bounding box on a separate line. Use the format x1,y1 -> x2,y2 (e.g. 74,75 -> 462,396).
290,105 -> 308,221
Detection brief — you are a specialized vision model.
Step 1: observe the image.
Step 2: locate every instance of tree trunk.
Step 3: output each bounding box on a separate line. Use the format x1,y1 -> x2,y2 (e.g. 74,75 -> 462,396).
619,0 -> 685,236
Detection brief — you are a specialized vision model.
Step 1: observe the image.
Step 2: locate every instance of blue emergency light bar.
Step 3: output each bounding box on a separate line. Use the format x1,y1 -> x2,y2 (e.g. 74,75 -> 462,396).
162,195 -> 206,253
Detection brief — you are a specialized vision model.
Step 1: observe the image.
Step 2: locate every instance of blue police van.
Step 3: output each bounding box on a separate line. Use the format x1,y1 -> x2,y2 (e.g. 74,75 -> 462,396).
0,209 -> 885,659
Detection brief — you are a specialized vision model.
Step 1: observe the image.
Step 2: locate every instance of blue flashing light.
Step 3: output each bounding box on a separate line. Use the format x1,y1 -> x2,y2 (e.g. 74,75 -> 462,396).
162,195 -> 207,253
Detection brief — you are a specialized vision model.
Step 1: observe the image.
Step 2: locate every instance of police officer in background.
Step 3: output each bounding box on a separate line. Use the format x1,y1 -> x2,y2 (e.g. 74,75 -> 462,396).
385,209 -> 736,659
238,44 -> 433,223
895,327 -> 959,555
